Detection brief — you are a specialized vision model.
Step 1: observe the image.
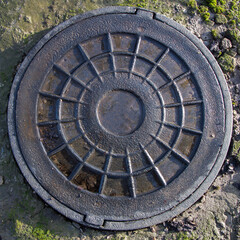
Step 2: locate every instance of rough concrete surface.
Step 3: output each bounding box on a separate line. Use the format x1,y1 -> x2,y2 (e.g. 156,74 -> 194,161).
0,0 -> 240,239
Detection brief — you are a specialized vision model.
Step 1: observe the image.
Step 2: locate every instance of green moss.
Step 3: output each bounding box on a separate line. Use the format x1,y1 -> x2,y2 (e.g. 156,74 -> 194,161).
218,53 -> 236,72
231,1 -> 238,10
215,13 -> 227,23
136,0 -> 148,8
232,140 -> 240,162
15,220 -> 58,240
176,232 -> 194,240
206,0 -> 217,9
227,28 -> 240,43
205,0 -> 226,13
229,19 -> 236,26
215,5 -> 225,13
198,5 -> 211,22
187,0 -> 198,9
211,29 -> 221,39
226,9 -> 235,19
219,0 -> 226,4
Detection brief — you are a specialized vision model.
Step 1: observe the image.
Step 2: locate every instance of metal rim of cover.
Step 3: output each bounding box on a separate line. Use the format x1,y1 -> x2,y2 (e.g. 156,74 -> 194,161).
8,6 -> 232,230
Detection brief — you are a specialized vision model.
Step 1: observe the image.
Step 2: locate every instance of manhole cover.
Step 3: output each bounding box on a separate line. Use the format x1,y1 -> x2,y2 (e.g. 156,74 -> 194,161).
8,7 -> 232,230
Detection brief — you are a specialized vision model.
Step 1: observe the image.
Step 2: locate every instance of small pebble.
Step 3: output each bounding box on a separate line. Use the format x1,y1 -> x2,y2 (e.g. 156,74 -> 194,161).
221,38 -> 232,50
0,176 -> 4,185
23,15 -> 32,23
227,164 -> 235,174
218,221 -> 226,228
72,221 -> 81,229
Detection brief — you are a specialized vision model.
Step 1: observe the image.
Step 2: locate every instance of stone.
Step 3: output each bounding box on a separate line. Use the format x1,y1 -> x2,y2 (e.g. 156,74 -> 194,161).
216,25 -> 228,35
71,222 -> 81,230
0,176 -> 3,185
218,53 -> 236,72
221,38 -> 232,50
227,48 -> 237,57
23,15 -> 32,23
210,41 -> 220,52
227,28 -> 240,44
232,140 -> 240,162
215,14 -> 227,24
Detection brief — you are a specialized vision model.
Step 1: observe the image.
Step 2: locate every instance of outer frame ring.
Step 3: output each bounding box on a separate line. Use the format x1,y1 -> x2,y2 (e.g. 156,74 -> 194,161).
8,6 -> 232,230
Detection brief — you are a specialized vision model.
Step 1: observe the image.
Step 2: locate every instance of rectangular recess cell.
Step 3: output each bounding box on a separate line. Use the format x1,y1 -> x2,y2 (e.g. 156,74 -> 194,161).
57,46 -> 85,73
135,171 -> 161,195
160,50 -> 188,79
148,68 -> 170,89
38,96 -> 57,122
111,33 -> 136,52
184,104 -> 202,130
38,124 -> 64,153
145,141 -> 168,162
156,154 -> 185,184
72,167 -> 101,193
160,85 -> 179,105
158,126 -> 178,146
69,136 -> 91,159
41,67 -> 69,95
92,56 -> 111,73
73,64 -> 95,84
81,35 -> 108,58
50,148 -> 79,177
109,157 -> 126,172
133,57 -> 153,77
176,76 -> 200,102
102,177 -> 130,197
175,132 -> 198,158
63,80 -> 83,100
165,107 -> 181,125
114,55 -> 132,71
86,152 -> 106,170
138,37 -> 165,62
60,101 -> 76,119
130,152 -> 150,172
61,122 -> 80,141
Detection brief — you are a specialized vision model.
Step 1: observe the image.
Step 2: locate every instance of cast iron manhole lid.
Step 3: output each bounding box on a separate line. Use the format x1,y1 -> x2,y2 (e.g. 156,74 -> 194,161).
8,7 -> 232,230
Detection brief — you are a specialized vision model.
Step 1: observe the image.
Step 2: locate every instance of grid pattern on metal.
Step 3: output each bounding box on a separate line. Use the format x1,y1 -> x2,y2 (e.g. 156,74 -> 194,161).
37,33 -> 203,197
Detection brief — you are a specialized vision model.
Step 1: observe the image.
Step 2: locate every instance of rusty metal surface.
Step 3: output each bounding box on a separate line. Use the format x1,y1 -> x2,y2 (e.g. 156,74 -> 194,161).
8,7 -> 232,230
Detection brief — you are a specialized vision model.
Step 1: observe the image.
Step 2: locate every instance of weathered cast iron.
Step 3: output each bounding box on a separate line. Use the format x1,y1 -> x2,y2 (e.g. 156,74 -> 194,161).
8,7 -> 232,230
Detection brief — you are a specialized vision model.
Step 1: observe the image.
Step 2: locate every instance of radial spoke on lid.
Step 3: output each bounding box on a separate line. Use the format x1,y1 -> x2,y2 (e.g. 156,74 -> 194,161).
39,91 -> 79,103
53,63 -> 71,77
163,100 -> 203,108
68,147 -> 95,181
125,148 -> 136,198
152,135 -> 190,165
173,71 -> 191,82
77,44 -> 103,83
107,33 -> 116,77
140,144 -> 167,187
38,118 -> 80,126
144,47 -> 170,80
70,76 -> 93,91
98,149 -> 113,194
155,121 -> 202,135
48,144 -> 66,157
129,36 -> 141,76
155,70 -> 191,93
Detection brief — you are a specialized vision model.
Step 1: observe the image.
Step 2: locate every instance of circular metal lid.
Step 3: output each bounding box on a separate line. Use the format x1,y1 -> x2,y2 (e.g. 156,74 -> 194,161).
8,7 -> 232,230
